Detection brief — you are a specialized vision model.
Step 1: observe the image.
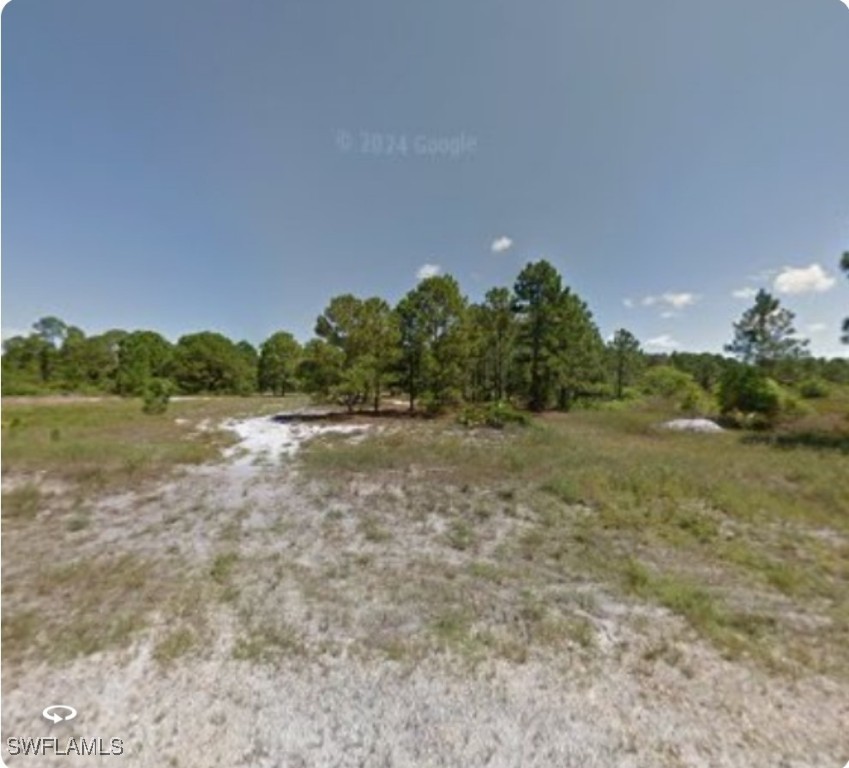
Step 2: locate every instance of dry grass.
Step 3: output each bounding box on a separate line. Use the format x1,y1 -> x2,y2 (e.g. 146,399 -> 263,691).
1,395 -> 306,493
3,393 -> 847,680
299,399 -> 849,676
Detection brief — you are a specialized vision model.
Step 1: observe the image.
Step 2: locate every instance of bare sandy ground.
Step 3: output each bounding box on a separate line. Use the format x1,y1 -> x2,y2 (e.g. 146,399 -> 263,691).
2,415 -> 846,767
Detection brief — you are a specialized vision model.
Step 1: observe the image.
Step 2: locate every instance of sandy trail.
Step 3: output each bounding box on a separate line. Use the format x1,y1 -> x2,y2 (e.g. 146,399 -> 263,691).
2,414 -> 846,767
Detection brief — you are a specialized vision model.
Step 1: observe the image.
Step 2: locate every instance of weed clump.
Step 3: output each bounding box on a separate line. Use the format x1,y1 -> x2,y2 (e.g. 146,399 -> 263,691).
142,378 -> 173,415
457,401 -> 530,429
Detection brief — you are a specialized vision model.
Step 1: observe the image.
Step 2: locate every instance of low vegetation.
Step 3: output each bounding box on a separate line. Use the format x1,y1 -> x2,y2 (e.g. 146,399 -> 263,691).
300,393 -> 849,676
3,378 -> 847,680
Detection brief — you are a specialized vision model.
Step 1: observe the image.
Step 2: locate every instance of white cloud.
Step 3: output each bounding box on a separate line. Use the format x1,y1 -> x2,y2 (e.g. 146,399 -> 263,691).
774,263 -> 836,295
491,236 -> 513,254
659,311 -> 677,319
661,292 -> 697,309
416,263 -> 442,280
639,292 -> 698,310
806,322 -> 828,334
623,298 -> 634,309
645,334 -> 680,351
747,268 -> 779,283
732,287 -> 758,300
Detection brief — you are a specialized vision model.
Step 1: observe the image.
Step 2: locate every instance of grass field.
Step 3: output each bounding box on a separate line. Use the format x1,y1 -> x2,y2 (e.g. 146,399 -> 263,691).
2,392 -> 848,765
2,392 -> 848,674
298,397 -> 849,676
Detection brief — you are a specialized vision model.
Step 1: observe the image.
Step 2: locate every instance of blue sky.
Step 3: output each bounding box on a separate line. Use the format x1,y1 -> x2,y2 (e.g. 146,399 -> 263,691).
2,0 -> 848,356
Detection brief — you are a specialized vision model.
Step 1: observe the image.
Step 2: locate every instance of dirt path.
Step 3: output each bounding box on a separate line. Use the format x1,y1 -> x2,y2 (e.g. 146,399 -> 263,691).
2,415 -> 846,767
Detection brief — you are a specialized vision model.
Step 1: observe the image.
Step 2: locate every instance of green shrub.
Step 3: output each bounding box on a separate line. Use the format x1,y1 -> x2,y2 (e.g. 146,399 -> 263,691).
142,378 -> 173,415
778,390 -> 812,419
457,401 -> 530,429
798,378 -> 830,399
642,366 -> 711,413
718,366 -> 780,425
420,393 -> 446,417
642,366 -> 695,399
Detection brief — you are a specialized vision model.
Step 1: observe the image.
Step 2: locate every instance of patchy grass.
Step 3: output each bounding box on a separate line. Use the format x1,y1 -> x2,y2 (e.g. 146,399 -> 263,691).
358,515 -> 391,543
1,552 -> 205,665
299,404 -> 849,676
4,394 -> 847,680
153,627 -> 198,665
7,554 -> 155,663
1,484 -> 42,520
65,510 -> 91,532
232,622 -> 306,663
210,552 -> 239,584
1,395 -> 306,493
445,519 -> 475,551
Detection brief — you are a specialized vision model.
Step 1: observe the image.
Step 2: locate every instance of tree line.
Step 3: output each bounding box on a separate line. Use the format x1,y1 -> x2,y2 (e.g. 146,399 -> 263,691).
3,257 -> 848,417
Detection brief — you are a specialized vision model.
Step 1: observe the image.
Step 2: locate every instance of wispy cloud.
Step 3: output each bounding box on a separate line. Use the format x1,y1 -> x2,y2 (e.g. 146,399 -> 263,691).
639,292 -> 698,310
490,236 -> 513,254
747,268 -> 779,283
416,263 -> 442,280
659,310 -> 677,319
732,287 -> 758,300
806,322 -> 828,333
661,292 -> 698,309
645,334 -> 680,351
774,263 -> 835,295
622,298 -> 635,309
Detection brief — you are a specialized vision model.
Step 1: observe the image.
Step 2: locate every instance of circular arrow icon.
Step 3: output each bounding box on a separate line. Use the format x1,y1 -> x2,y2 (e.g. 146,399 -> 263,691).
42,705 -> 77,724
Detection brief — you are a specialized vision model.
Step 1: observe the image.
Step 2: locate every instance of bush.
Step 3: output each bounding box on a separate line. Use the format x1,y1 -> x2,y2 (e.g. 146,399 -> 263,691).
457,401 -> 530,429
142,378 -> 173,415
641,366 -> 695,399
798,378 -> 830,399
718,366 -> 780,425
778,390 -> 812,419
420,393 -> 446,417
641,366 -> 711,414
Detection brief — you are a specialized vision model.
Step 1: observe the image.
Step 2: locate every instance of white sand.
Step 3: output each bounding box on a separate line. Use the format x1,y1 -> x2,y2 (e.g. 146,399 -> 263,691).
661,418 -> 724,433
220,415 -> 369,467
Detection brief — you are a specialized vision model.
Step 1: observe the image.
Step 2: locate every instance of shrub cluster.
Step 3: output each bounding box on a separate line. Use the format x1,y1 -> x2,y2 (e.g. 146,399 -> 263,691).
457,401 -> 531,429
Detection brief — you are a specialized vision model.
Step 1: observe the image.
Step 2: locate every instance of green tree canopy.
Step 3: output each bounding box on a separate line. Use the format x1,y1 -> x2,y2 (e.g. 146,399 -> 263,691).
297,338 -> 344,400
608,328 -> 643,399
395,275 -> 468,411
551,290 -> 605,410
258,331 -> 302,396
513,260 -> 563,411
171,332 -> 255,394
315,294 -> 400,411
477,287 -> 517,402
116,331 -> 174,396
725,289 -> 809,371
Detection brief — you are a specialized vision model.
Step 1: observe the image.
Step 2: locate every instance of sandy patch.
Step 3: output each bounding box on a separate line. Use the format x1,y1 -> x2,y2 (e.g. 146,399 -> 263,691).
220,415 -> 370,467
661,418 -> 724,433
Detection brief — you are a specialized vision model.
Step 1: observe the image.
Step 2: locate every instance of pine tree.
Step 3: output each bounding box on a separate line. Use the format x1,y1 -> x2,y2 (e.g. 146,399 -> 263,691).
725,289 -> 809,370
609,329 -> 643,399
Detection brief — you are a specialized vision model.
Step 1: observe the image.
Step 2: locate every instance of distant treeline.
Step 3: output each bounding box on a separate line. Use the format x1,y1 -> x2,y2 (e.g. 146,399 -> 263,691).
3,260 -> 848,413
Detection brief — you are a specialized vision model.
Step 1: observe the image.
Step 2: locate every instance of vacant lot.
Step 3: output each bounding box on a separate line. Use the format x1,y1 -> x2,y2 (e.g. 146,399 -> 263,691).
2,396 -> 847,767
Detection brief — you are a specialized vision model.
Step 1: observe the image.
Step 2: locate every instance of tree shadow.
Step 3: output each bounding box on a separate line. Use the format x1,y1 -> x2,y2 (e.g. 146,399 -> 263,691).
741,431 -> 849,454
270,407 -> 422,425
